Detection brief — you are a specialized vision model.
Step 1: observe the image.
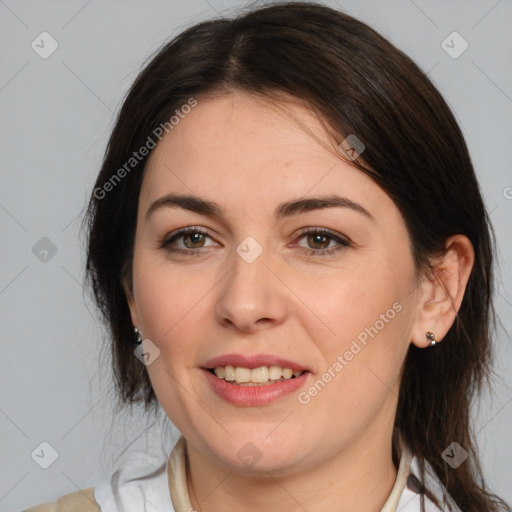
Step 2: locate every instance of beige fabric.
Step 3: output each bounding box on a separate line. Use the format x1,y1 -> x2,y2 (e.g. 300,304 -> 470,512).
167,436 -> 194,512
23,487 -> 99,512
381,441 -> 414,511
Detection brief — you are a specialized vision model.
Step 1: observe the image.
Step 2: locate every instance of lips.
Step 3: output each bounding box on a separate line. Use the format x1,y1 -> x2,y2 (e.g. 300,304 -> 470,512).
202,353 -> 309,373
201,353 -> 310,406
212,365 -> 303,385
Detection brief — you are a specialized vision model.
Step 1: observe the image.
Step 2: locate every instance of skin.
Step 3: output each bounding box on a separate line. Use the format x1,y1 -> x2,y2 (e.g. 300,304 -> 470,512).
126,91 -> 474,512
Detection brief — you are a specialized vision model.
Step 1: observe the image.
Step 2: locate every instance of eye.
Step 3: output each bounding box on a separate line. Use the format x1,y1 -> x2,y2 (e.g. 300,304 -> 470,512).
160,227 -> 218,255
294,228 -> 351,256
160,226 -> 351,257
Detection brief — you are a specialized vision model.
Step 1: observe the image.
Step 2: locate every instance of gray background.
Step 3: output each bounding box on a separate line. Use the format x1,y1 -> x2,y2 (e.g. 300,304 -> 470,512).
1,0 -> 511,510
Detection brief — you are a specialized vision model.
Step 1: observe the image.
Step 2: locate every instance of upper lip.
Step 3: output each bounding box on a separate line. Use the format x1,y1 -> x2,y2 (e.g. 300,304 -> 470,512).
202,353 -> 309,373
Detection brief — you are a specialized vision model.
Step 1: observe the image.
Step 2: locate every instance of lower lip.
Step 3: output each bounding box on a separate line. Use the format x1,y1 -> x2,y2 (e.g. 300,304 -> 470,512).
203,369 -> 309,407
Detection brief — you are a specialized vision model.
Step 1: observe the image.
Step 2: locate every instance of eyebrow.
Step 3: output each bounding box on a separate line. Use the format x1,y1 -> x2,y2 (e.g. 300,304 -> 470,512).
145,193 -> 374,222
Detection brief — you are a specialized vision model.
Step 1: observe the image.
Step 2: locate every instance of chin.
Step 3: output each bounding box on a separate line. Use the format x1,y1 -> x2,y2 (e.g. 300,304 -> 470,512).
204,431 -> 309,474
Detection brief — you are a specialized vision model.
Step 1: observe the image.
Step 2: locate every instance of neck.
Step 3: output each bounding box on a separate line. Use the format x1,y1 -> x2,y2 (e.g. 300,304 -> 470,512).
186,428 -> 400,512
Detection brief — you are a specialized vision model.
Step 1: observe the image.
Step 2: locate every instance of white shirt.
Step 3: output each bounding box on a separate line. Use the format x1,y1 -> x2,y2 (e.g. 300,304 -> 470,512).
94,436 -> 461,511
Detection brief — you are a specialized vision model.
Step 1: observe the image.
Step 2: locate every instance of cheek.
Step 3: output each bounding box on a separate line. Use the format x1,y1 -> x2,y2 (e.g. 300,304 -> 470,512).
131,256 -> 214,430
295,259 -> 410,351
294,259 -> 414,408
131,254 -> 209,359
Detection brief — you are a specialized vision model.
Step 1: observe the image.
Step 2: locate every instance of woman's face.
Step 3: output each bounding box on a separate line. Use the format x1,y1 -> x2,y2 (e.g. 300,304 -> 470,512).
127,91 -> 423,474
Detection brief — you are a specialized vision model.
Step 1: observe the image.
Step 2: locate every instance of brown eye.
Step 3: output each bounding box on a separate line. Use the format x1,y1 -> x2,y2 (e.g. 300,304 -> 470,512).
306,233 -> 331,250
160,227 -> 217,255
183,232 -> 206,248
295,228 -> 351,256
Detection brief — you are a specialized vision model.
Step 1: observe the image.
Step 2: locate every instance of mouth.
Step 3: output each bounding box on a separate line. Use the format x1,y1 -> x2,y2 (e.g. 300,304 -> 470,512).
208,365 -> 306,386
201,354 -> 310,405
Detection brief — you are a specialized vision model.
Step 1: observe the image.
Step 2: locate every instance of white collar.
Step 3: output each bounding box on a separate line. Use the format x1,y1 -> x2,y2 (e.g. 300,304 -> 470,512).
94,436 -> 460,511
93,447 -> 175,511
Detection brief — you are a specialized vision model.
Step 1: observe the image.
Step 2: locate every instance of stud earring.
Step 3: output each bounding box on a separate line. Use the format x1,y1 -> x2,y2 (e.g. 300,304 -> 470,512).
134,327 -> 143,344
426,331 -> 438,347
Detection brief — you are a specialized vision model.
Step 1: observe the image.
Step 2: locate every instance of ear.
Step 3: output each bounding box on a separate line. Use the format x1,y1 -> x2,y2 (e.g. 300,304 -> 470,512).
411,235 -> 474,348
121,272 -> 140,329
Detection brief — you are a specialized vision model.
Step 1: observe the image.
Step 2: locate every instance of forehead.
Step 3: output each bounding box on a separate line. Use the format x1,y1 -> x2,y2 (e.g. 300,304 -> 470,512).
140,91 -> 392,222
147,91 -> 337,168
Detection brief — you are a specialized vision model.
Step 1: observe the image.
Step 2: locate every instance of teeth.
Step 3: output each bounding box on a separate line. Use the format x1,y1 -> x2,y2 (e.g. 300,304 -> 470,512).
212,365 -> 303,384
268,365 -> 282,380
251,366 -> 269,383
224,365 -> 235,381
282,368 -> 293,379
234,367 -> 251,383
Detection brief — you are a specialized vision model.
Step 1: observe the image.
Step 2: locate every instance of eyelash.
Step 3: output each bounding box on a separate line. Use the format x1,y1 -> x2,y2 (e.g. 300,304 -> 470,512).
294,227 -> 351,256
159,226 -> 351,257
159,227 -> 214,256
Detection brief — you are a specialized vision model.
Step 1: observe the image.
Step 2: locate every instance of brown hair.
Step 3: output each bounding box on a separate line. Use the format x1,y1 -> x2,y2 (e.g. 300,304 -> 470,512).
84,2 -> 509,510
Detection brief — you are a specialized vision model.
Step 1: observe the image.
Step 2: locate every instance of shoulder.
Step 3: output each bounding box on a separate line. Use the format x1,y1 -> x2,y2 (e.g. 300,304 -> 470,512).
22,487 -> 99,512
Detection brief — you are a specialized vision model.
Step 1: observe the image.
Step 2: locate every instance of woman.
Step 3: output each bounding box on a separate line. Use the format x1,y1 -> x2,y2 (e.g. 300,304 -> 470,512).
24,2 -> 510,511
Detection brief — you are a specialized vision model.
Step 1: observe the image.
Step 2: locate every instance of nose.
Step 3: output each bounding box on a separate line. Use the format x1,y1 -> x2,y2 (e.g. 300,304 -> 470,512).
215,245 -> 288,333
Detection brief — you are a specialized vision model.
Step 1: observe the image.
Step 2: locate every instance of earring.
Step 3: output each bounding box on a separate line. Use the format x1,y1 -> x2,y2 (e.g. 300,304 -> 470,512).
134,327 -> 143,344
426,331 -> 438,347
